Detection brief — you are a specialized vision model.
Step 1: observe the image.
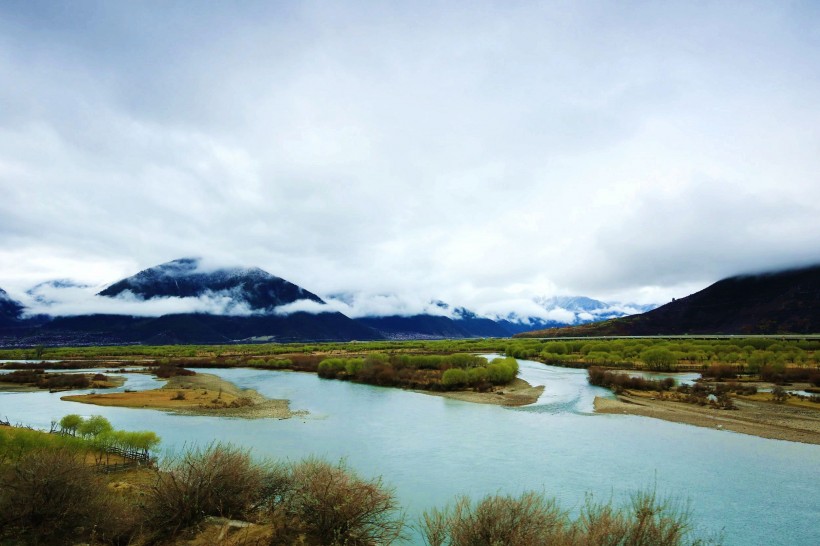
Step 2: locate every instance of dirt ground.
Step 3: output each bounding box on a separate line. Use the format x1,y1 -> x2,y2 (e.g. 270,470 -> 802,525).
595,392 -> 820,444
421,378 -> 545,407
62,373 -> 304,419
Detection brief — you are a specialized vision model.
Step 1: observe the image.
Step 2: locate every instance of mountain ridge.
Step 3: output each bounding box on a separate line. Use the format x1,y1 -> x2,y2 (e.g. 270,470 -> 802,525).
517,264 -> 820,337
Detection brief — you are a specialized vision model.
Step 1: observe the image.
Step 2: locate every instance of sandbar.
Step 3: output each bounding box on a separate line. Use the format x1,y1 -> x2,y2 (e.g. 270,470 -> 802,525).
62,373 -> 304,420
421,378 -> 545,407
594,393 -> 820,445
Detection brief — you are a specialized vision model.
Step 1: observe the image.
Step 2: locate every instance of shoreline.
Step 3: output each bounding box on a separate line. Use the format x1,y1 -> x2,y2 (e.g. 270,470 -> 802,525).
594,393 -> 820,445
61,373 -> 304,420
418,378 -> 545,407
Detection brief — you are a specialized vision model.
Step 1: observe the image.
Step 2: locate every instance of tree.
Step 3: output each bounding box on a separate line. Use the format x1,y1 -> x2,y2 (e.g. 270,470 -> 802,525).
641,348 -> 676,371
77,415 -> 112,439
58,414 -> 83,436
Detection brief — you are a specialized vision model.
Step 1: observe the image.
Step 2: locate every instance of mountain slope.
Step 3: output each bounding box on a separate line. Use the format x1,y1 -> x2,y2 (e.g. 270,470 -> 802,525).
99,257 -> 323,311
3,258 -> 383,345
0,288 -> 24,327
517,264 -> 820,337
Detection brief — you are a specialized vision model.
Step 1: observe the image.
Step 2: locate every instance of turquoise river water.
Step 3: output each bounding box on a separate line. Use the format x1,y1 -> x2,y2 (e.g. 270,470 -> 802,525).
1,357 -> 818,545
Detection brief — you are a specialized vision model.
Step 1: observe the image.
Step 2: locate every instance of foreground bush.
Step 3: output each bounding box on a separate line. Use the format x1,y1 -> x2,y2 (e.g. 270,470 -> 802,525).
421,492 -> 569,545
421,489 -> 720,546
142,443 -> 278,536
271,458 -> 405,545
0,449 -> 118,544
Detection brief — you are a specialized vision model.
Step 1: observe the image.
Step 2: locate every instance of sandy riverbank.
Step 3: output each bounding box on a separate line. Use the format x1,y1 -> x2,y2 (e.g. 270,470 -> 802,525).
594,393 -> 820,444
62,373 -> 304,420
421,378 -> 545,407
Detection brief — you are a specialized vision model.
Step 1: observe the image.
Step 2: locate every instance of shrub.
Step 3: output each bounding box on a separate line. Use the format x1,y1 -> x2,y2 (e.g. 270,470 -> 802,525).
143,443 -> 275,536
422,489 -> 719,546
442,368 -> 468,388
770,386 -> 788,404
421,492 -> 569,546
0,449 -> 110,543
486,357 -> 518,385
641,348 -> 677,371
702,364 -> 737,380
272,458 -> 404,545
154,364 -> 196,379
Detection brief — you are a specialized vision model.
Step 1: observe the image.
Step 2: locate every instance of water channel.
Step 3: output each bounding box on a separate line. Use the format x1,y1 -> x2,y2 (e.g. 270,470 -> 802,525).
1,358 -> 818,545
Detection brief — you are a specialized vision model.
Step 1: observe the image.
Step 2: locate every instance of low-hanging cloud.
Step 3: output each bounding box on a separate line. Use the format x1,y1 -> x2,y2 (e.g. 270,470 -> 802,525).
20,284 -> 258,317
322,293 -> 457,319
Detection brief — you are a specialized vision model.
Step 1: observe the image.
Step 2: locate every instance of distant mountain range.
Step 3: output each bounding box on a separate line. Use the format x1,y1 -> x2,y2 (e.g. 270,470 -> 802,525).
518,264 -> 820,337
0,256 -> 673,346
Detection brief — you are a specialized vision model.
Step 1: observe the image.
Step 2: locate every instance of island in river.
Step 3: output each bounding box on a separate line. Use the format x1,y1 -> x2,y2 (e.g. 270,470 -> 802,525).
61,370 -> 544,418
61,372 -> 305,419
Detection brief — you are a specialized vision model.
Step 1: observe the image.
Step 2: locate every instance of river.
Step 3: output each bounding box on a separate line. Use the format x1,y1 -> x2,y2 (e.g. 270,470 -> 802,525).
1,357 -> 818,545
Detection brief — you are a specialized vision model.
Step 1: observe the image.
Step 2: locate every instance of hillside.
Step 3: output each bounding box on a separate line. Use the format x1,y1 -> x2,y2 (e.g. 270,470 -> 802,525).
517,264 -> 820,337
98,258 -> 323,311
0,259 -> 382,346
0,288 -> 23,328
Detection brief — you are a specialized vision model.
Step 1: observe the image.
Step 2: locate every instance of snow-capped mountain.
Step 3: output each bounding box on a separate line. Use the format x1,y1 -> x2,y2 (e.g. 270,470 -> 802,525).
98,257 -> 324,312
0,259 -> 659,345
531,296 -> 658,324
26,280 -> 92,304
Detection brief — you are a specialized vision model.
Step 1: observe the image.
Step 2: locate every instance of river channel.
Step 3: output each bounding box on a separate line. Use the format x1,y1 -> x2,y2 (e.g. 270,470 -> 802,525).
1,357 -> 818,545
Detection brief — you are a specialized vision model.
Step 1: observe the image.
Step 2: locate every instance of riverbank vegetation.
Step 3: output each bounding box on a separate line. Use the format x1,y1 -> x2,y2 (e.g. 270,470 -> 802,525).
0,369 -> 119,391
2,336 -> 818,373
0,428 -> 721,545
318,353 -> 519,391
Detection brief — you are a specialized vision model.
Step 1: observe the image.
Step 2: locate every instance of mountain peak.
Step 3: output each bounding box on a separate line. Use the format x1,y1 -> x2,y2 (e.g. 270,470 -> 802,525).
97,258 -> 324,312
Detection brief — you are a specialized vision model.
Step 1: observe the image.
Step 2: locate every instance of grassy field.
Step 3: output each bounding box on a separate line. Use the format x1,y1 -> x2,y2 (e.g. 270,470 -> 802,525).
4,336 -> 818,375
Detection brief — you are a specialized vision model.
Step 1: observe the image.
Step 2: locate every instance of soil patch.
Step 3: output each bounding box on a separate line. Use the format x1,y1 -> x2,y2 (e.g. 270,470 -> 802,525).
594,393 -> 820,445
421,378 -> 544,407
62,373 -> 304,420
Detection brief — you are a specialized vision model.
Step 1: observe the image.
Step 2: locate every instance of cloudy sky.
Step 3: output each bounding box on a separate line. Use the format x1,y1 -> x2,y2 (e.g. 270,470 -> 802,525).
1,0 -> 819,317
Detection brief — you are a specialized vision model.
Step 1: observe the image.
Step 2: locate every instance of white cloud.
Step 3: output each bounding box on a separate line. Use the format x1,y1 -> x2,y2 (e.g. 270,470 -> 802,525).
19,285 -> 258,318
0,1 -> 818,307
272,299 -> 333,316
323,293 -> 456,319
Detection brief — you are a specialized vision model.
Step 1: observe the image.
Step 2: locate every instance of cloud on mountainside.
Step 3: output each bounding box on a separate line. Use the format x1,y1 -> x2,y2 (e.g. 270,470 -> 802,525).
15,277 -> 631,323
0,1 -> 818,309
20,283 -> 259,318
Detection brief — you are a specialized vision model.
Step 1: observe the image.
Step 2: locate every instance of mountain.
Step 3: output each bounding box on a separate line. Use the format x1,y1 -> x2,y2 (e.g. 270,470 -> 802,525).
2,259 -> 382,346
0,288 -> 24,327
351,296 -> 655,340
98,258 -> 323,311
531,296 -> 657,323
517,264 -> 820,337
354,301 -> 514,340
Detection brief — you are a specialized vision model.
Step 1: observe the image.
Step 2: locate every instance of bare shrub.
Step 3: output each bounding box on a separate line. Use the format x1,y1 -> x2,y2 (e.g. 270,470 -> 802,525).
0,449 -> 108,543
771,386 -> 788,403
420,491 -> 570,546
143,443 -> 274,537
271,458 -> 405,546
421,489 -> 721,546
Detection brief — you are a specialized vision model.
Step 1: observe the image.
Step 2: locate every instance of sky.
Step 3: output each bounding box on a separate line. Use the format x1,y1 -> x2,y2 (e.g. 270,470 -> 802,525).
1,0 -> 819,318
